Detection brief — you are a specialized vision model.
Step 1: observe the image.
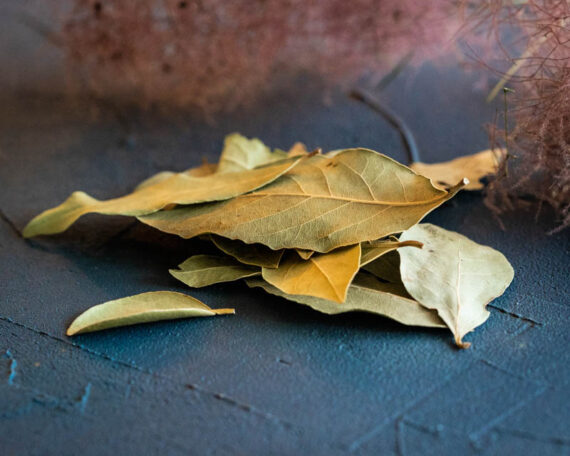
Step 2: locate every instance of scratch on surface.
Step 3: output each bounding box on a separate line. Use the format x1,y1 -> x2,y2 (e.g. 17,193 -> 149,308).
124,383 -> 132,399
0,315 -> 293,428
469,385 -> 547,448
506,321 -> 533,338
348,364 -> 475,452
495,426 -> 570,447
348,344 -> 546,453
77,382 -> 92,414
0,208 -> 22,238
479,359 -> 546,385
395,418 -> 407,456
4,349 -> 17,385
396,418 -> 444,456
488,304 -> 542,326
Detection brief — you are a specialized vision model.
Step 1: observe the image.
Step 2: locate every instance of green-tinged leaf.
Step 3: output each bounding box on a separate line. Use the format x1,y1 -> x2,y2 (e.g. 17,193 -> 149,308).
135,162 -> 218,190
140,134 -> 294,186
262,244 -> 361,303
361,251 -> 403,284
360,239 -> 423,267
67,291 -> 234,335
137,133 -> 295,187
169,254 -> 259,288
23,156 -> 302,238
139,149 -> 466,252
247,273 -> 445,328
217,133 -> 288,173
410,149 -> 506,191
295,249 -> 314,260
399,223 -> 514,348
210,235 -> 284,268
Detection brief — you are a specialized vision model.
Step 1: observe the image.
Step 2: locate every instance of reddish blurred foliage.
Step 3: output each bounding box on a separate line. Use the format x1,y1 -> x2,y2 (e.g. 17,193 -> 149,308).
59,0 -> 460,113
463,0 -> 569,230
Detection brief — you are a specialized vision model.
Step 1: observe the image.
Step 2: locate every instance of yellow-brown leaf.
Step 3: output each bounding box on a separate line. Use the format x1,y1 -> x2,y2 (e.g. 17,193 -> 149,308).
139,149 -> 465,252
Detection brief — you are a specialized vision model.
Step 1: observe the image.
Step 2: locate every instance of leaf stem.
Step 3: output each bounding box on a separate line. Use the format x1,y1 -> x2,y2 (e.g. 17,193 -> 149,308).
349,89 -> 421,164
213,308 -> 236,315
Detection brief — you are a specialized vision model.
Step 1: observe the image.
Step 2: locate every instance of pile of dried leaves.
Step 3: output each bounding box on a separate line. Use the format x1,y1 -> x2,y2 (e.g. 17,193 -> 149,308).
24,134 -> 513,348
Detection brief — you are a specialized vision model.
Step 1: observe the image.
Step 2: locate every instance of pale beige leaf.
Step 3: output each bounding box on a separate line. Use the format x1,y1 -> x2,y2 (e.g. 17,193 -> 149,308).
67,291 -> 234,335
169,254 -> 259,288
399,223 -> 514,348
410,149 -> 506,191
262,244 -> 361,303
139,149 -> 465,252
23,156 -> 302,238
210,235 -> 284,268
217,133 -> 288,173
247,273 -> 445,328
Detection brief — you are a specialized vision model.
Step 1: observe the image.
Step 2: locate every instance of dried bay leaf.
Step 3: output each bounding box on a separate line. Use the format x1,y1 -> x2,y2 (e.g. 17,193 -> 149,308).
210,235 -> 283,269
139,149 -> 466,252
170,254 -> 259,288
261,240 -> 421,303
399,223 -> 514,348
23,156 -> 302,238
287,142 -> 309,157
67,291 -> 234,335
247,273 -> 445,328
135,171 -> 179,190
137,135 -> 299,191
135,162 -> 218,191
295,249 -> 314,260
184,162 -> 219,177
361,251 -> 403,284
217,133 -> 288,173
359,240 -> 423,285
262,244 -> 361,303
139,133 -> 295,188
410,149 -> 506,191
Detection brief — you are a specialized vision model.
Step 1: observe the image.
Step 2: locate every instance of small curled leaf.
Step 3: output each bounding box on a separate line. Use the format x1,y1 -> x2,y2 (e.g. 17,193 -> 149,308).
410,149 -> 506,191
67,291 -> 234,335
170,254 -> 260,288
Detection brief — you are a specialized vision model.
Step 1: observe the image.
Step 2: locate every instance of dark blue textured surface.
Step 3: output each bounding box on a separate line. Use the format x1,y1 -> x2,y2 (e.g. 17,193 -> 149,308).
1,66 -> 569,455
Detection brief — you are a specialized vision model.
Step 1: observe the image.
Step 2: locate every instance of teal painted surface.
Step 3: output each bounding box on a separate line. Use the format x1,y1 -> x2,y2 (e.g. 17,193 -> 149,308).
1,67 -> 569,455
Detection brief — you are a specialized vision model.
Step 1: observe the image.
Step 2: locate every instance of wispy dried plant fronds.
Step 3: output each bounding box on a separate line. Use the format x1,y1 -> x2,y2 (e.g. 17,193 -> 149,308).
464,0 -> 570,230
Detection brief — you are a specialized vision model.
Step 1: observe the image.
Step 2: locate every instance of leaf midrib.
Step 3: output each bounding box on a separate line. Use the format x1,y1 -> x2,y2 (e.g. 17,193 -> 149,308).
240,191 -> 447,207
310,257 -> 343,302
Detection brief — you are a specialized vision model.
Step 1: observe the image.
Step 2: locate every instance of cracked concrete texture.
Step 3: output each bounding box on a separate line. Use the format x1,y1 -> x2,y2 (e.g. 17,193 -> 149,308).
1,65 -> 569,455
0,321 -> 304,455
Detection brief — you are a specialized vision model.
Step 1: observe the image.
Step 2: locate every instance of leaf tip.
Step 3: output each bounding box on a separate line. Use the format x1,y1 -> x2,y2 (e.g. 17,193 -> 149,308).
22,224 -> 34,238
